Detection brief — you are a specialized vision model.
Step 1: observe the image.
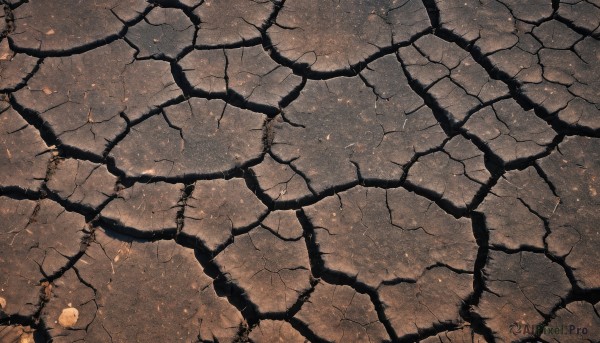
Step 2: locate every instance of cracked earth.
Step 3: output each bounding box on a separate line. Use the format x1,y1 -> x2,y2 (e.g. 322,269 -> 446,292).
0,0 -> 599,342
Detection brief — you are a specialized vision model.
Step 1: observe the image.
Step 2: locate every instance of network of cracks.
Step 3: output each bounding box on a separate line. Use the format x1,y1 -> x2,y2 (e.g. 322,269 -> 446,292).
0,0 -> 599,342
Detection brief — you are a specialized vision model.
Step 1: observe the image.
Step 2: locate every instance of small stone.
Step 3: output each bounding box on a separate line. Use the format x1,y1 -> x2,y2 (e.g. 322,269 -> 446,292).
0,296 -> 6,309
0,325 -> 35,343
58,307 -> 79,328
20,330 -> 35,343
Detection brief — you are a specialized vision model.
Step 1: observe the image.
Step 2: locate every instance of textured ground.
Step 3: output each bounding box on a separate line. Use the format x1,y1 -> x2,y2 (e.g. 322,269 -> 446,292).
0,0 -> 599,342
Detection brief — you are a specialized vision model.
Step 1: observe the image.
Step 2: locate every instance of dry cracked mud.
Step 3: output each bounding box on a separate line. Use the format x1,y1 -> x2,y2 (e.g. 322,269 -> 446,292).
0,0 -> 599,342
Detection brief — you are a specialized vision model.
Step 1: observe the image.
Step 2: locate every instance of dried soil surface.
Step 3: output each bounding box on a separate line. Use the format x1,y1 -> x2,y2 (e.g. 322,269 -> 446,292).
1,0 -> 599,342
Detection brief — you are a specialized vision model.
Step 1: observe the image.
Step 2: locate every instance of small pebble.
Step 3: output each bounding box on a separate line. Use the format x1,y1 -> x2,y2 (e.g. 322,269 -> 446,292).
58,307 -> 79,328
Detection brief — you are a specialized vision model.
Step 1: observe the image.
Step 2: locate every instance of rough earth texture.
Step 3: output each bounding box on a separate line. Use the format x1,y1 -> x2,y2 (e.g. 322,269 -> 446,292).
1,0 -> 598,342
